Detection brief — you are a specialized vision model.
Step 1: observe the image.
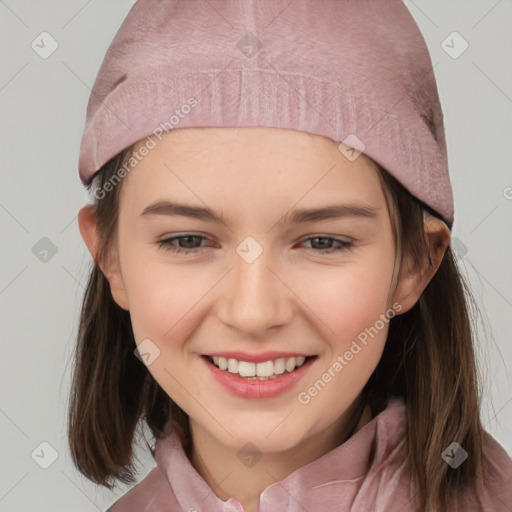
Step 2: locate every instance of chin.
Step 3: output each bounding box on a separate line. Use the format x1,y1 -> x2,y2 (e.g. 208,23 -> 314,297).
217,424 -> 308,454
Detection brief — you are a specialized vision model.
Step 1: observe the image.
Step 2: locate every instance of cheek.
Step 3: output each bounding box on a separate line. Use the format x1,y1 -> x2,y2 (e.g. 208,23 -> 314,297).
302,256 -> 395,349
295,263 -> 394,426
121,257 -> 209,410
120,250 -> 209,344
293,249 -> 396,422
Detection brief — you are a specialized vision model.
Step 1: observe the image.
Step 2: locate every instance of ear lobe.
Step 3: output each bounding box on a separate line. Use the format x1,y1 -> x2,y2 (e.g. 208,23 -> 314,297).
77,205 -> 130,311
392,218 -> 451,314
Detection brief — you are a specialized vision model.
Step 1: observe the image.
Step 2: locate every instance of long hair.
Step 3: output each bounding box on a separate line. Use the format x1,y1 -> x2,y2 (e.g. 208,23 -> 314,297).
68,146 -> 486,512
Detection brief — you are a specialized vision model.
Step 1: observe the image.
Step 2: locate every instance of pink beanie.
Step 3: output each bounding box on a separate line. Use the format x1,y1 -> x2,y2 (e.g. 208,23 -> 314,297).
78,0 -> 454,229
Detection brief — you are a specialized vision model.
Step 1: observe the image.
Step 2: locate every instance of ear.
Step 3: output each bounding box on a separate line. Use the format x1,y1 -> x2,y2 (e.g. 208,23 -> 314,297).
392,216 -> 451,314
77,205 -> 130,311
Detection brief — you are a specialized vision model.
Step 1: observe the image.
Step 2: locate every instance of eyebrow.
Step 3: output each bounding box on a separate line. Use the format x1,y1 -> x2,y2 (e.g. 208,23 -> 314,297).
139,200 -> 379,225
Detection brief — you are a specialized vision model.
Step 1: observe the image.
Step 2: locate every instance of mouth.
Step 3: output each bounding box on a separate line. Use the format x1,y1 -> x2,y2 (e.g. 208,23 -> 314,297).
201,353 -> 318,399
201,354 -> 318,380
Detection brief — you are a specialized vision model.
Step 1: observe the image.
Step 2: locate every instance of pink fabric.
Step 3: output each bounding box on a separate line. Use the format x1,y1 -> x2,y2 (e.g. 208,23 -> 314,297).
78,0 -> 454,228
106,397 -> 512,511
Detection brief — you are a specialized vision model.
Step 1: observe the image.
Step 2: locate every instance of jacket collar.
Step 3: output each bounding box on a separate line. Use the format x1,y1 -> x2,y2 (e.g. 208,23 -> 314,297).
155,396 -> 406,511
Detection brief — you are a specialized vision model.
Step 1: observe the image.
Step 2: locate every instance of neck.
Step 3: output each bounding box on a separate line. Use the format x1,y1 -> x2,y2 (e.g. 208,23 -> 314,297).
188,395 -> 371,512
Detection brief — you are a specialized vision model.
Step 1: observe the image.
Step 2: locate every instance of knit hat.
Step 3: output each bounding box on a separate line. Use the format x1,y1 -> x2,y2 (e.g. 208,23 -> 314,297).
78,0 -> 454,229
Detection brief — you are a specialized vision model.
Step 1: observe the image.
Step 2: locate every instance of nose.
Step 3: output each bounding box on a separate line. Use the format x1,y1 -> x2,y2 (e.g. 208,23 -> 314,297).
216,245 -> 295,337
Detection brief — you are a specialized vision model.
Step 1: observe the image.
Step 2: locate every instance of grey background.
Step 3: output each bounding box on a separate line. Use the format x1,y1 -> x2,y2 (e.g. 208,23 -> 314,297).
1,0 -> 511,510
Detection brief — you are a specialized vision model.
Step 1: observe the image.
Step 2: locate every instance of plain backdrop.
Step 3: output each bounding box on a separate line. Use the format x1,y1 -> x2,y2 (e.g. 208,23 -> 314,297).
1,0 -> 511,510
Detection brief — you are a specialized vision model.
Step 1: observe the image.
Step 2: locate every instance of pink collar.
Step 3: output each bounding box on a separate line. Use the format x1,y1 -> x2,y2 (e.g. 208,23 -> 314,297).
154,397 -> 407,511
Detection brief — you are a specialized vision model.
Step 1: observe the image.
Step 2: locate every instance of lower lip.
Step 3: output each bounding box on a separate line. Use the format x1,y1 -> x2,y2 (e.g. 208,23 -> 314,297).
201,356 -> 317,399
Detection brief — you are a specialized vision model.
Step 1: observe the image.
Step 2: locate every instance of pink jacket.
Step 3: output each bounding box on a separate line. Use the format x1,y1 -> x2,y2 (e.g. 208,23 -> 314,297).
106,397 -> 512,511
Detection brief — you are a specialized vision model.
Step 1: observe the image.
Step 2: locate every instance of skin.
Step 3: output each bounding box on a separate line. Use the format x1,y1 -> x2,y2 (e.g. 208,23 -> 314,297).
78,127 -> 450,512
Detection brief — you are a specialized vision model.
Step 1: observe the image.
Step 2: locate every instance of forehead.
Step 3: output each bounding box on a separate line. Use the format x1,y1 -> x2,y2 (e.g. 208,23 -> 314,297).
122,127 -> 384,213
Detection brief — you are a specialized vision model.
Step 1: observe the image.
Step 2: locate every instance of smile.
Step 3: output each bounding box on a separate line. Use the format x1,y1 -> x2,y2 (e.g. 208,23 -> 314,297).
206,355 -> 313,379
201,354 -> 318,399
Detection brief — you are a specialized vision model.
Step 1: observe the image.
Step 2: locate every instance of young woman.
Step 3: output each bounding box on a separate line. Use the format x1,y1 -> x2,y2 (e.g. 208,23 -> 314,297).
69,1 -> 512,511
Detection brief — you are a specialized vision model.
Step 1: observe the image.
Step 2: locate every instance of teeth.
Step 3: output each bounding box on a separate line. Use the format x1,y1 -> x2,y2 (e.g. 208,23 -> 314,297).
285,357 -> 296,372
256,360 -> 274,377
238,361 -> 256,377
273,358 -> 286,375
210,355 -> 310,378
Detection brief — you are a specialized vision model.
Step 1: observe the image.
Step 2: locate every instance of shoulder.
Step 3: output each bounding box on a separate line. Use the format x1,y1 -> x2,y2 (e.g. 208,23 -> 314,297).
105,465 -> 180,512
362,399 -> 512,511
459,432 -> 512,511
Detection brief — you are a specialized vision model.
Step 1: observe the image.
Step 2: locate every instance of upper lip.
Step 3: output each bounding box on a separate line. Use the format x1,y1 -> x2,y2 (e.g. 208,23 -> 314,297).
203,351 -> 316,364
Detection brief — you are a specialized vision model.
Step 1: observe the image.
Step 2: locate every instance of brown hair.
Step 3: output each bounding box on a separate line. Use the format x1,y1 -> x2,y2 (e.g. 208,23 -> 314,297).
68,145 -> 487,511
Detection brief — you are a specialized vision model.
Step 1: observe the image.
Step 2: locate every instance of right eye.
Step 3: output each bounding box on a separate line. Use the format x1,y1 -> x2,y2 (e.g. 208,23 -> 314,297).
157,234 -> 211,254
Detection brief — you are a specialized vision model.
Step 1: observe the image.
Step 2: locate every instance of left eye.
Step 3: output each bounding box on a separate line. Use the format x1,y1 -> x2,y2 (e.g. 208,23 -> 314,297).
157,235 -> 353,255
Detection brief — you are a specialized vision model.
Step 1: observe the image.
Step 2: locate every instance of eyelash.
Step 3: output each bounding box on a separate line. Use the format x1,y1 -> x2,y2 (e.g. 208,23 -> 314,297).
157,234 -> 354,255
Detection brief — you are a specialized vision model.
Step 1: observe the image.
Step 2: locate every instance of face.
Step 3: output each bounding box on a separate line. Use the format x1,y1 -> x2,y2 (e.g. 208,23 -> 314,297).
96,127 -> 409,453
